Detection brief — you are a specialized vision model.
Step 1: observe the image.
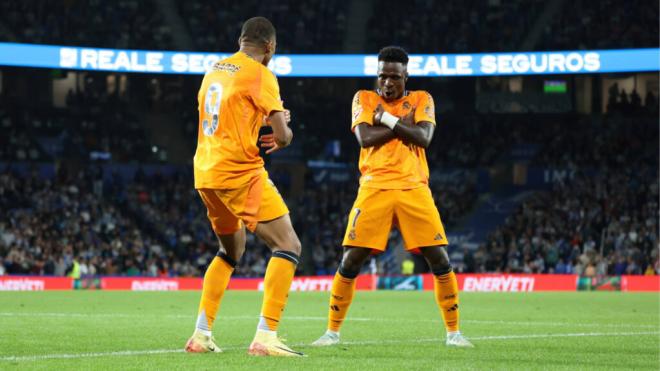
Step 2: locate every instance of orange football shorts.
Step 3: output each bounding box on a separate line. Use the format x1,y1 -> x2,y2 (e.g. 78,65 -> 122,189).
197,171 -> 289,235
342,186 -> 448,252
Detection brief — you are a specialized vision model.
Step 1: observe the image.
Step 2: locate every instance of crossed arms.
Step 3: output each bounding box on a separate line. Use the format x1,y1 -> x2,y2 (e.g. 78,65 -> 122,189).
354,104 -> 435,148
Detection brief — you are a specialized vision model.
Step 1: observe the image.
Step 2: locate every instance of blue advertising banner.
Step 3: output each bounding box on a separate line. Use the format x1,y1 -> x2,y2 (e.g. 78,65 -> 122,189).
0,43 -> 657,76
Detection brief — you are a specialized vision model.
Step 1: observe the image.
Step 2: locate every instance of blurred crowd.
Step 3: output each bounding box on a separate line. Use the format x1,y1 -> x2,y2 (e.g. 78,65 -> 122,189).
366,0 -> 544,53
180,0 -> 346,52
534,116 -> 658,169
1,0 -> 656,52
1,74 -> 158,163
606,84 -> 659,117
0,1 -> 658,278
537,0 -> 658,50
461,116 -> 659,276
0,168 -> 233,278
1,113 -> 657,277
0,165 -> 475,277
467,169 -> 659,276
0,0 -> 173,50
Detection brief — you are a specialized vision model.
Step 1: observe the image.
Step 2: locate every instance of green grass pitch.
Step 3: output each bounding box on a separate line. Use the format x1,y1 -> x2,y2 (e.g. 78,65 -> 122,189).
0,291 -> 658,370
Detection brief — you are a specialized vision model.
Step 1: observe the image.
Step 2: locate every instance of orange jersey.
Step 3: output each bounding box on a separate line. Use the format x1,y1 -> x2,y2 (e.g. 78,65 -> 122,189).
194,52 -> 284,189
351,90 -> 436,189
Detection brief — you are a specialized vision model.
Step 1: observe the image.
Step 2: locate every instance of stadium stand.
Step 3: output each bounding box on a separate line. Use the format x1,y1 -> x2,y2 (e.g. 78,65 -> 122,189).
365,0 -> 545,53
1,0 -> 657,53
0,0 -> 173,49
2,112 -> 657,276
537,0 -> 659,50
179,0 -> 346,52
0,1 -> 658,277
472,168 -> 658,275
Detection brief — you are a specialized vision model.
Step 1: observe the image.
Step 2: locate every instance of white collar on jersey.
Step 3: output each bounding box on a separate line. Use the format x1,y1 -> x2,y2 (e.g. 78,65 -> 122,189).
375,89 -> 410,99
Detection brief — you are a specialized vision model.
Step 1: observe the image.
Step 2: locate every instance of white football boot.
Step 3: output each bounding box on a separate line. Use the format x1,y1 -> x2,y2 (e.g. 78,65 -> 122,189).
445,332 -> 474,348
311,330 -> 340,346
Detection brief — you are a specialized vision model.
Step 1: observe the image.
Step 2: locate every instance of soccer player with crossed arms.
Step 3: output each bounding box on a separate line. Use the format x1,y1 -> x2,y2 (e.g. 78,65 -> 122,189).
185,17 -> 304,357
313,46 -> 473,348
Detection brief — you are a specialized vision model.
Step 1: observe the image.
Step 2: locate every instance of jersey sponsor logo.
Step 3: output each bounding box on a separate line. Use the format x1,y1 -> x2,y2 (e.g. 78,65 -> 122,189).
462,276 -> 535,292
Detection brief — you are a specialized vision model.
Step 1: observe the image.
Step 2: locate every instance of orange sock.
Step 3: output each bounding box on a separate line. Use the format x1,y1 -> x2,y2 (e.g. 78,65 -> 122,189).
434,271 -> 460,333
195,255 -> 235,333
327,271 -> 357,333
258,251 -> 298,331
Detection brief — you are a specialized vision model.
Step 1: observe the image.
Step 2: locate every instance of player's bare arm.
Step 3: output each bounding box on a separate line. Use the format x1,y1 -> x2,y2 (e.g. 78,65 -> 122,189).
354,123 -> 396,148
260,110 -> 292,154
373,104 -> 435,148
392,120 -> 434,148
262,108 -> 290,126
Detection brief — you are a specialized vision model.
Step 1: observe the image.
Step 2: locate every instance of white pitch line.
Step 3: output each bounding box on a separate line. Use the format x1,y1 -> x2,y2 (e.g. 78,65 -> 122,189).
0,331 -> 658,362
0,312 -> 190,319
461,319 -> 659,329
338,331 -> 660,346
0,349 -> 183,362
0,312 -> 657,329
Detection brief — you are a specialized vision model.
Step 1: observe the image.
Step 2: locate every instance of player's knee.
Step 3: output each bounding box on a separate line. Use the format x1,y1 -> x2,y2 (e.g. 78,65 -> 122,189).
338,261 -> 361,279
427,253 -> 451,274
272,233 -> 302,257
283,231 -> 302,256
431,263 -> 452,276
262,227 -> 302,256
288,234 -> 302,256
428,254 -> 452,276
421,246 -> 451,274
339,251 -> 368,278
217,250 -> 241,268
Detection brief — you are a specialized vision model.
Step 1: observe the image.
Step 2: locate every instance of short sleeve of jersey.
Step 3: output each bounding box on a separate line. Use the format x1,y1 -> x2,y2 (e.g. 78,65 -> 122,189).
253,68 -> 284,116
415,91 -> 436,125
351,91 -> 374,131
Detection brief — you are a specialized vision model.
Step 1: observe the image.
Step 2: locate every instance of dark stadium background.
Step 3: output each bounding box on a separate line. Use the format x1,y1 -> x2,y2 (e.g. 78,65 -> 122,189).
0,0 -> 658,280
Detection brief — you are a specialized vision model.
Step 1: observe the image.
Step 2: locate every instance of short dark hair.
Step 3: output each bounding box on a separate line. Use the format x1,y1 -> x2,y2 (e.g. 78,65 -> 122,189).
378,46 -> 409,65
240,17 -> 276,45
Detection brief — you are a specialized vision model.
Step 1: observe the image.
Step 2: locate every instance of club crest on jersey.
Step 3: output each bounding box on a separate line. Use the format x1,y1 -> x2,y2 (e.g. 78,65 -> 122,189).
348,229 -> 356,240
434,233 -> 444,241
402,101 -> 411,110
